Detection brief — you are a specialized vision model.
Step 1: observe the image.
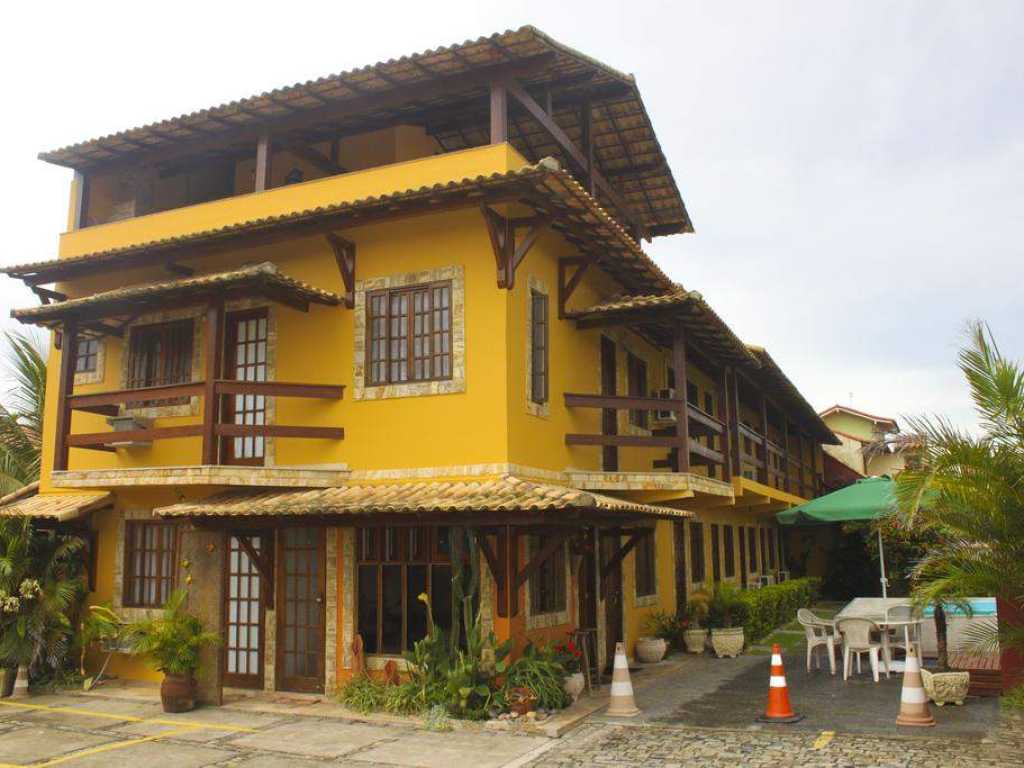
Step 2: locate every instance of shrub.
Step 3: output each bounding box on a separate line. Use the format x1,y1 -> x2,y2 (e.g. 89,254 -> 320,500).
125,590 -> 219,677
706,584 -> 749,630
644,610 -> 685,649
338,674 -> 387,713
738,578 -> 821,642
502,642 -> 569,711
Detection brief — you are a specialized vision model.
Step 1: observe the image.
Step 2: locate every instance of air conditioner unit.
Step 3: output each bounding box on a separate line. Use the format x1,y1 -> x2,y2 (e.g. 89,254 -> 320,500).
651,388 -> 678,425
778,570 -> 790,583
760,574 -> 776,587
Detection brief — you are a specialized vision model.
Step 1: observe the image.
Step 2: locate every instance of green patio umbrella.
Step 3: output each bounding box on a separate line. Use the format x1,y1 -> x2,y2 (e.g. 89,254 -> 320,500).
776,476 -> 897,597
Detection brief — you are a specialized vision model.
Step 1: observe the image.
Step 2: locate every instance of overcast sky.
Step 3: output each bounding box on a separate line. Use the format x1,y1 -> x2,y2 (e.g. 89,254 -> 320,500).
2,1 -> 1021,431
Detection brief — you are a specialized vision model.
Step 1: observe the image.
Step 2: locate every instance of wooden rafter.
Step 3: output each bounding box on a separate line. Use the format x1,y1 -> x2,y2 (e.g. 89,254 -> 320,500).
325,233 -> 356,308
514,531 -> 570,590
557,257 -> 591,318
600,528 -> 651,583
479,205 -> 547,289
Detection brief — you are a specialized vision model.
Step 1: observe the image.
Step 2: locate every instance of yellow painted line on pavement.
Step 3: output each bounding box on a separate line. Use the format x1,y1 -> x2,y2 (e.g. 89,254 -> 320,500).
812,730 -> 835,749
29,727 -> 201,767
0,699 -> 257,733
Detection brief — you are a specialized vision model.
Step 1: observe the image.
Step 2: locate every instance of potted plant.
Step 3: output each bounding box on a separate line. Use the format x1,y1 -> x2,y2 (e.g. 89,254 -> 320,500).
553,637 -> 585,702
683,590 -> 711,654
707,584 -> 747,658
126,589 -> 219,712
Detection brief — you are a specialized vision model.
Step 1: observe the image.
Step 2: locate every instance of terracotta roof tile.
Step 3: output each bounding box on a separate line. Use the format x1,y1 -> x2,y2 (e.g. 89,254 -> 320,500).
0,485 -> 112,522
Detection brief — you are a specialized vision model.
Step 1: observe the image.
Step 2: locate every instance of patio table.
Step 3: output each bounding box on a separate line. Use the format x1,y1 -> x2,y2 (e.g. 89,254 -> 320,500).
835,598 -> 925,673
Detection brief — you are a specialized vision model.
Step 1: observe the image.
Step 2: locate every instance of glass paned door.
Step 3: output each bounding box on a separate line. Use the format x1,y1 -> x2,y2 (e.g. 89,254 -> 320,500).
224,310 -> 268,465
223,534 -> 265,689
277,528 -> 325,693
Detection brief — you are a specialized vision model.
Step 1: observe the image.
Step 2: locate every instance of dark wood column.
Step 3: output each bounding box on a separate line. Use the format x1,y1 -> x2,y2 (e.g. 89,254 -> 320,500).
71,171 -> 90,231
782,420 -> 791,492
202,300 -> 225,465
53,319 -> 79,472
719,367 -> 733,482
490,82 -> 508,144
255,131 -> 272,192
728,369 -> 741,477
672,322 -> 690,473
580,94 -> 595,195
759,393 -> 770,484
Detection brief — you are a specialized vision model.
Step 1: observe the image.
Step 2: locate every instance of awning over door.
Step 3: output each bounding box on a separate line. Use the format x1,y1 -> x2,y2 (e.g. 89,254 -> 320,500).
0,482 -> 112,523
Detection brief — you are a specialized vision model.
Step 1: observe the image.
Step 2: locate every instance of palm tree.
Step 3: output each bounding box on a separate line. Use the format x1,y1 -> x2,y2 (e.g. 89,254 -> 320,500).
0,332 -> 47,495
894,322 -> 1024,659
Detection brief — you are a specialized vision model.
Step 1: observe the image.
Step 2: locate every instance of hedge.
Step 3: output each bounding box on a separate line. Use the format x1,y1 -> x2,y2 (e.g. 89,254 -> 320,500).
739,577 -> 822,643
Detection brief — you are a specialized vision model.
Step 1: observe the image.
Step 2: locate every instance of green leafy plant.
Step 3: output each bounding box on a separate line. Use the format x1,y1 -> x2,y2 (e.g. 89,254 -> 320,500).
685,589 -> 711,629
80,603 -> 128,690
125,589 -> 219,677
502,642 -> 569,711
423,703 -> 453,731
338,674 -> 387,713
706,584 -> 749,630
0,332 -> 47,495
0,517 -> 85,679
738,577 -> 820,641
645,610 -> 685,649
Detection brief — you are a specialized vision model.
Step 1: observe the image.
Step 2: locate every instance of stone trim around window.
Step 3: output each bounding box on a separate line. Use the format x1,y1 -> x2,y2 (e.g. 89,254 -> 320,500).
120,307 -> 204,419
74,338 -> 106,386
352,265 -> 466,401
633,537 -> 659,609
525,275 -> 550,418
524,540 -> 572,630
112,508 -> 176,624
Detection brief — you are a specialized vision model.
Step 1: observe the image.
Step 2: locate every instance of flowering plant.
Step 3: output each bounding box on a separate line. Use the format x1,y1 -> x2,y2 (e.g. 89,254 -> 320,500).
552,636 -> 583,673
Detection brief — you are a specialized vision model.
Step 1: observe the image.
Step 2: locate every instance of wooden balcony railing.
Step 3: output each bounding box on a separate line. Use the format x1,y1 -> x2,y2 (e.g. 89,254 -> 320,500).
57,379 -> 343,468
563,393 -> 725,471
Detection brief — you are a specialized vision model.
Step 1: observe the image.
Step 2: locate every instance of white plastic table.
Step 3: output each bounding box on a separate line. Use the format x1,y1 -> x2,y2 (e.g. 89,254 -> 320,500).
835,598 -> 925,673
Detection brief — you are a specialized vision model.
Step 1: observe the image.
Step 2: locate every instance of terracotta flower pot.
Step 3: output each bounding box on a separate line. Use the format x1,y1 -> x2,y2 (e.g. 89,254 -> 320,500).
160,673 -> 197,713
508,686 -> 537,715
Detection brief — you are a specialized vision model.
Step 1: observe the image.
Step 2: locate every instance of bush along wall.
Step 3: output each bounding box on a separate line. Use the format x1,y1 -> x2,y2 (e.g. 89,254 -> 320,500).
739,578 -> 822,643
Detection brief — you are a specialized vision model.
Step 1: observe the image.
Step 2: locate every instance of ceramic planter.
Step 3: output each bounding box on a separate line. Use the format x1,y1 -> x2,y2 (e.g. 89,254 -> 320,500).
921,668 -> 970,706
635,636 -> 668,664
684,628 -> 708,654
563,671 -> 585,703
710,627 -> 745,658
160,673 -> 197,713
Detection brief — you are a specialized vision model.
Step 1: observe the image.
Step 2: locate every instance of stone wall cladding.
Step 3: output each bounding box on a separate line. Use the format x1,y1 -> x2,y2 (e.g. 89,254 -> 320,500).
113,507 -> 172,623
52,465 -> 349,489
74,338 -> 105,387
324,528 -> 338,694
340,528 -> 355,672
120,306 -> 204,419
352,265 -> 466,401
524,274 -> 551,419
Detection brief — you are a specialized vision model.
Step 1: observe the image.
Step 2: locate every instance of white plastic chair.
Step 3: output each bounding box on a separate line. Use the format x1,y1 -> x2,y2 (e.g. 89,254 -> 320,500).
797,608 -> 836,674
881,604 -> 919,670
837,618 -> 883,682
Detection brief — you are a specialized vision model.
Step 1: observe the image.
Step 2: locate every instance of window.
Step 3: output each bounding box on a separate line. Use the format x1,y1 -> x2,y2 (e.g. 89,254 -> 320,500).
724,526 -> 736,578
768,528 -> 777,569
530,291 -> 549,405
686,381 -> 699,406
689,522 -> 705,583
127,320 -> 194,404
748,527 -> 758,572
634,531 -> 656,597
627,352 -> 648,428
367,281 -> 452,385
357,526 -> 453,655
760,528 -> 768,572
224,310 -> 268,464
529,536 -> 567,614
703,391 -> 715,417
123,521 -> 178,608
710,524 -> 721,582
75,338 -> 100,373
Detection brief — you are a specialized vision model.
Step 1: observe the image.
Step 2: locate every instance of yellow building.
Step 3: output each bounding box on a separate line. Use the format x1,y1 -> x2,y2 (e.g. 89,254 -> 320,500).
819,404 -> 906,478
1,27 -> 837,702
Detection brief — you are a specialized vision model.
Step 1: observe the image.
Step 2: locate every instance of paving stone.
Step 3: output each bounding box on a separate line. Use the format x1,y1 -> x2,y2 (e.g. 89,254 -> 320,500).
0,725 -> 115,764
354,730 -> 551,768
225,718 -> 394,758
114,705 -> 285,742
61,738 -> 235,767
10,695 -> 163,728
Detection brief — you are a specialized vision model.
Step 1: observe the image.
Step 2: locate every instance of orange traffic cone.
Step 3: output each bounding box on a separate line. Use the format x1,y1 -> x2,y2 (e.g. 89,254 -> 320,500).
896,644 -> 935,727
605,642 -> 640,717
758,644 -> 803,723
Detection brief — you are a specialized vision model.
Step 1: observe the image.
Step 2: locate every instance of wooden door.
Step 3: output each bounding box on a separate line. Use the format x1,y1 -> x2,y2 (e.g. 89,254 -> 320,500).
223,309 -> 269,465
674,521 -> 688,615
577,529 -> 598,631
223,533 -> 266,689
600,336 -> 618,471
277,528 -> 326,693
600,533 -> 623,667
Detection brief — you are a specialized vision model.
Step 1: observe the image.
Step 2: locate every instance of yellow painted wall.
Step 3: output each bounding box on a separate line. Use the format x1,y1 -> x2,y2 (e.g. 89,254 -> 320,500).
621,520 -> 676,655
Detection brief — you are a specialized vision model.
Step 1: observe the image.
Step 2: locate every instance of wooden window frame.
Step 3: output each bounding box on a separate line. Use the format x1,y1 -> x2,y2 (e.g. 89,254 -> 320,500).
75,337 -> 100,374
689,521 -> 705,584
223,308 -> 270,466
529,290 -> 549,405
122,521 -> 178,608
626,351 -> 648,428
126,319 -> 194,405
366,280 -> 453,387
528,535 -> 567,615
356,525 -> 453,655
634,530 -> 657,598
710,523 -> 722,583
723,525 -> 736,579
748,527 -> 758,572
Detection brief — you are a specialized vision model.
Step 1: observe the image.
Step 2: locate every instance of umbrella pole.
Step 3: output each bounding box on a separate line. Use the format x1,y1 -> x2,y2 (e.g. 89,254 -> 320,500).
877,527 -> 888,599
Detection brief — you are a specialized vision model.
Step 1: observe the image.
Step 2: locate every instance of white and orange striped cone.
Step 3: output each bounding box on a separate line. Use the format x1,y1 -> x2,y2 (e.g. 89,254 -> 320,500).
757,644 -> 803,723
10,665 -> 29,699
606,642 -> 640,717
896,644 -> 935,727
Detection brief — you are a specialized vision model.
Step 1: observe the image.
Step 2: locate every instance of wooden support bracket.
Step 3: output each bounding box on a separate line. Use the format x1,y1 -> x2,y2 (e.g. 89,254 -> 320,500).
326,233 -> 356,308
557,257 -> 591,318
236,533 -> 275,608
31,286 -> 66,305
480,205 -> 547,289
600,528 -> 651,583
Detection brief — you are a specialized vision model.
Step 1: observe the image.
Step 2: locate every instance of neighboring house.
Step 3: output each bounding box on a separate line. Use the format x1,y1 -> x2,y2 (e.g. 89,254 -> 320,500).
819,404 -> 907,478
0,27 -> 837,704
